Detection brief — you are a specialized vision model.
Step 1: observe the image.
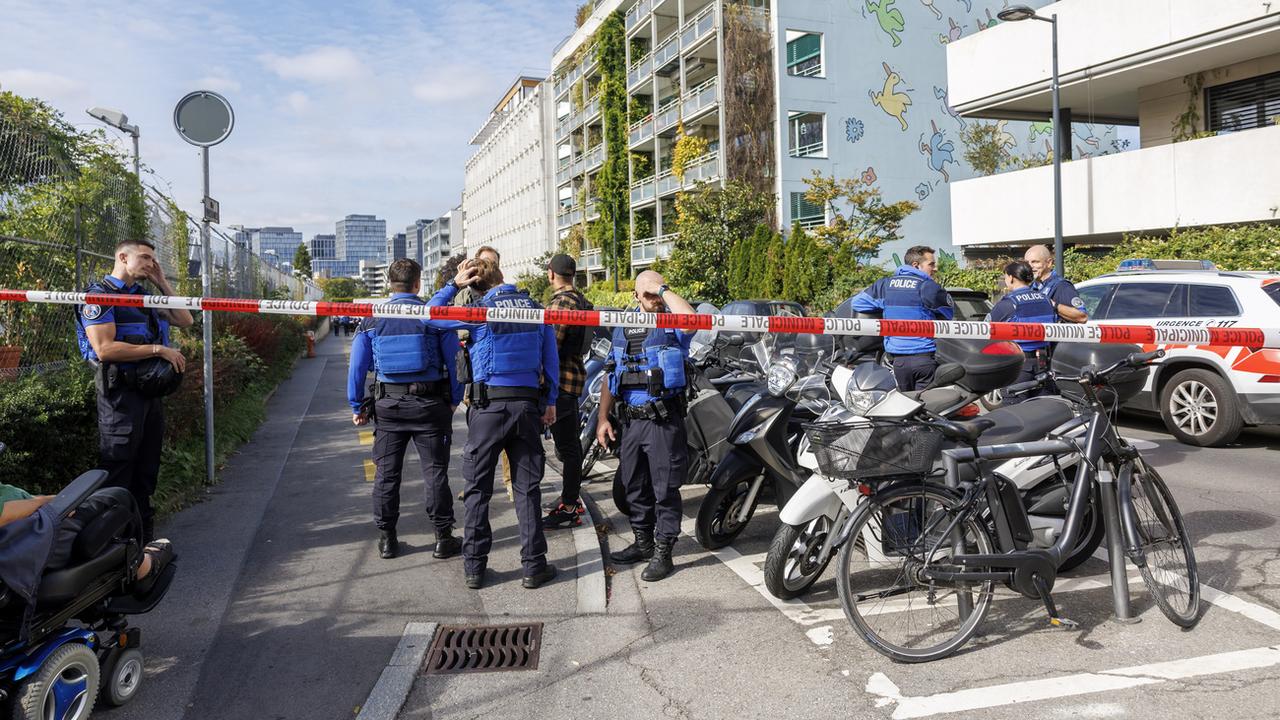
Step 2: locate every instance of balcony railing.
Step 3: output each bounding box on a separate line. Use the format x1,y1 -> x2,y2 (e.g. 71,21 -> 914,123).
682,76 -> 719,119
627,54 -> 653,90
682,151 -> 720,187
586,202 -> 600,220
625,0 -> 652,31
629,176 -> 656,205
583,97 -> 601,121
556,165 -> 572,186
652,31 -> 680,70
655,98 -> 681,132
629,116 -> 654,147
631,233 -> 675,266
586,144 -> 605,170
789,140 -> 825,158
580,247 -> 604,271
795,216 -> 825,230
571,155 -> 587,176
681,4 -> 716,49
655,168 -> 681,196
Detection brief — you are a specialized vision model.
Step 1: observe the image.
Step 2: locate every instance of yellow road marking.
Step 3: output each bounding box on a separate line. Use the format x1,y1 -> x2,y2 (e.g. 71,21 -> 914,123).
363,459 -> 376,483
358,430 -> 374,446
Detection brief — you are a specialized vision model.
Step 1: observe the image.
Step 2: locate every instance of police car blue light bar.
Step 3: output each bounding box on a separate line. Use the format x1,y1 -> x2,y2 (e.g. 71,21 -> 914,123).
1117,259 -> 1218,272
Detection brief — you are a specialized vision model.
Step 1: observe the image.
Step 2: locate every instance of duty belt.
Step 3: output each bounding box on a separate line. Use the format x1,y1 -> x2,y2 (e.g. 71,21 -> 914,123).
620,396 -> 685,424
378,380 -> 448,398
484,385 -> 543,402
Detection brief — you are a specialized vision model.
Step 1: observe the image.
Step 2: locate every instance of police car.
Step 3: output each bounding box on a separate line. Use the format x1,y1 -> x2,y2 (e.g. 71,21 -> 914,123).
1076,259 -> 1280,446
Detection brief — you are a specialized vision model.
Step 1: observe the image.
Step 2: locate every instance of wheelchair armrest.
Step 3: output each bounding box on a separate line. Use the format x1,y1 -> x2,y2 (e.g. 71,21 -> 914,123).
45,470 -> 109,521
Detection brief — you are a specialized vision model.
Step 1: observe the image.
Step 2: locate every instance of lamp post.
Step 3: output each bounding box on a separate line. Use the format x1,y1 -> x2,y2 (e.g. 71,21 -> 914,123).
997,5 -> 1064,275
86,106 -> 140,181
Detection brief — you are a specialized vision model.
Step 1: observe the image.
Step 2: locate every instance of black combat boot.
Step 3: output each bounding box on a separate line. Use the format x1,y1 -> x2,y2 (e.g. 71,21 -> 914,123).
433,527 -> 462,559
378,530 -> 398,559
641,538 -> 675,582
610,529 -> 655,565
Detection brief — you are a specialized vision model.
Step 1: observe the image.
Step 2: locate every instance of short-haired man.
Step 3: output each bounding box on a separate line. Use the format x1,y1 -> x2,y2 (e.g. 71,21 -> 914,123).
1024,244 -> 1088,324
348,258 -> 464,559
850,245 -> 955,391
76,239 -> 194,542
427,258 -> 560,590
542,254 -> 594,529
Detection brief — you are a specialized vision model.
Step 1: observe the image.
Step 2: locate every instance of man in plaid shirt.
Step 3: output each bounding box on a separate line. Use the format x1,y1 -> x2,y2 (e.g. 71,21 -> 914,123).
543,254 -> 593,528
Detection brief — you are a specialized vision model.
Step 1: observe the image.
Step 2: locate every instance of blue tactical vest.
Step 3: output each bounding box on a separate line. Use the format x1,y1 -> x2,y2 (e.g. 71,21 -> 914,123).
471,285 -> 544,384
371,296 -> 446,383
881,268 -> 945,355
607,327 -> 688,405
1001,287 -> 1056,352
1033,272 -> 1064,299
75,277 -> 168,365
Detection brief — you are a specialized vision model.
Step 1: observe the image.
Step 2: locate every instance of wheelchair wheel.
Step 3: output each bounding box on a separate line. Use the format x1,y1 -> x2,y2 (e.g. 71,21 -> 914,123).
100,647 -> 144,707
14,642 -> 99,720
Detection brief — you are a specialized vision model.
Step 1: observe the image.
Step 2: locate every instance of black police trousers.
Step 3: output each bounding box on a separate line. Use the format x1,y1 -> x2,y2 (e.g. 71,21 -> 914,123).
618,413 -> 687,543
891,352 -> 938,392
461,398 -> 548,577
372,393 -> 455,534
96,375 -> 163,542
549,393 -> 583,505
1005,351 -> 1052,405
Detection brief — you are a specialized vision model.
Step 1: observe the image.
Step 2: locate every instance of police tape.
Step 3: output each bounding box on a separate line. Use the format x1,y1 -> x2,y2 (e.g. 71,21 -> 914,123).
3,288 -> 1279,349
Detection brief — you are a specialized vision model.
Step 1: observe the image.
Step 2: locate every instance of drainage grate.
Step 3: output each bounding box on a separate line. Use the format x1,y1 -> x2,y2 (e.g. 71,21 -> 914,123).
423,623 -> 543,674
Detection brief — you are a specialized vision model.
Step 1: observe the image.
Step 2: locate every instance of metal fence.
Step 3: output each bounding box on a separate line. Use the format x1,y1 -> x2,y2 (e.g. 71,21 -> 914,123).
1,104 -> 320,378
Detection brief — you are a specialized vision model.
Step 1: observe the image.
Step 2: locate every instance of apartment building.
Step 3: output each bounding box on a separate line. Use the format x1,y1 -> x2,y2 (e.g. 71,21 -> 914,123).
547,0 -> 1122,280
462,77 -> 557,279
387,232 -> 407,261
359,259 -> 388,296
947,0 -> 1280,251
423,207 -> 465,283
404,219 -> 432,268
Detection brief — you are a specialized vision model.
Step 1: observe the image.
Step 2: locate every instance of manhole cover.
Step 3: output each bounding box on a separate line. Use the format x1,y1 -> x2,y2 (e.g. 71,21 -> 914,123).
424,623 -> 543,674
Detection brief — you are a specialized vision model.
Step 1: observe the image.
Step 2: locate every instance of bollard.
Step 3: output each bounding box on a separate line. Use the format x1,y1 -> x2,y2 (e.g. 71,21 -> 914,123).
306,330 -> 315,358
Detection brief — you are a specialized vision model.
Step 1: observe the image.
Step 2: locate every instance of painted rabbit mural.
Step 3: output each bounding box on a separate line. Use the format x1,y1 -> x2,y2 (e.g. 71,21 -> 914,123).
870,62 -> 912,131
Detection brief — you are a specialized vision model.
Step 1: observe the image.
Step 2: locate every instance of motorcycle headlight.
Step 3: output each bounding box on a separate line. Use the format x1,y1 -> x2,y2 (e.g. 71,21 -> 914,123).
767,360 -> 799,396
846,389 -> 887,416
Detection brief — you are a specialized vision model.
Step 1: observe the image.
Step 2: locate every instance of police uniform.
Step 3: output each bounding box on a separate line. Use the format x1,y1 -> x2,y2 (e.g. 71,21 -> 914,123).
988,286 -> 1057,403
75,274 -> 171,542
851,265 -> 955,391
348,293 -> 463,558
1032,271 -> 1088,322
427,282 -> 559,588
607,322 -> 693,581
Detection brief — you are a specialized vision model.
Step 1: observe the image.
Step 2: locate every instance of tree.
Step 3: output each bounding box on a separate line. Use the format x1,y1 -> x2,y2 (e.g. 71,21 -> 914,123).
666,180 -> 774,304
784,223 -> 822,304
515,251 -> 555,305
292,242 -> 313,280
727,233 -> 751,299
803,170 -> 918,262
745,224 -> 770,298
762,229 -> 786,298
594,10 -> 631,282
320,276 -> 365,301
959,121 -> 1015,177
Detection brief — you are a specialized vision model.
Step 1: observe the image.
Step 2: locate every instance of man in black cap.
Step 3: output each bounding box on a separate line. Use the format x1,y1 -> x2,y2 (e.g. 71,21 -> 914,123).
542,254 -> 594,528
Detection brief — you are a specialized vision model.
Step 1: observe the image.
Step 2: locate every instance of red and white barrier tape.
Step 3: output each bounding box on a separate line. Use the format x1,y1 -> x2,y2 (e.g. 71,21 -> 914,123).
3,289 -> 1278,349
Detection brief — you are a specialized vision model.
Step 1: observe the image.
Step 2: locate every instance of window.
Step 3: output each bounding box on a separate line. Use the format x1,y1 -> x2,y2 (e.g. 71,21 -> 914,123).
788,112 -> 825,158
790,192 -> 824,228
1206,70 -> 1280,133
1106,283 -> 1180,319
1265,282 -> 1280,309
786,31 -> 823,78
1076,285 -> 1116,319
1188,284 -> 1241,317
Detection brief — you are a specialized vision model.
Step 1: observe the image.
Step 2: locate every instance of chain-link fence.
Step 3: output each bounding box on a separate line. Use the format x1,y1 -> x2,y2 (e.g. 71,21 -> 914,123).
1,95 -> 320,378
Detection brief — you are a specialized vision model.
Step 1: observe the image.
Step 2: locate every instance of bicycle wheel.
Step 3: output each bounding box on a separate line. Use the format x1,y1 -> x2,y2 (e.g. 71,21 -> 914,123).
1126,459 -> 1200,627
836,484 -> 996,663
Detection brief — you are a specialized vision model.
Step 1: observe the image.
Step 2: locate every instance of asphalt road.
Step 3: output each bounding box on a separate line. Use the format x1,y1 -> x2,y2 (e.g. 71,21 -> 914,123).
103,336 -> 1280,720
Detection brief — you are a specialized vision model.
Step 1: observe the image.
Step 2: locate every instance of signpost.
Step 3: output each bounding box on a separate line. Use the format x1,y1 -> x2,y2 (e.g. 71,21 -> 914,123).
173,90 -> 234,486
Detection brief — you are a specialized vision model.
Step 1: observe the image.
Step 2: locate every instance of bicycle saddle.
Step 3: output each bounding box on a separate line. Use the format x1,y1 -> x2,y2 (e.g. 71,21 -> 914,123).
934,417 -> 998,443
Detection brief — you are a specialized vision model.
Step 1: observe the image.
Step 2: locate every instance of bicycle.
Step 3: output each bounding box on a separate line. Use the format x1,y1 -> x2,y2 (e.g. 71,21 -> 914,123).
828,349 -> 1199,662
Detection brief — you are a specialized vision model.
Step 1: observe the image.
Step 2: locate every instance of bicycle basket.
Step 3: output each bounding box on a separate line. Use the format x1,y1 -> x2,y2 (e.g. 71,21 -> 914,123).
804,419 -> 944,480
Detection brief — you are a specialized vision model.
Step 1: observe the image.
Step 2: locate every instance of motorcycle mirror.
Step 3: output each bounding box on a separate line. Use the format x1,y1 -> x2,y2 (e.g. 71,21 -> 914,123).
724,333 -> 745,347
926,363 -> 966,390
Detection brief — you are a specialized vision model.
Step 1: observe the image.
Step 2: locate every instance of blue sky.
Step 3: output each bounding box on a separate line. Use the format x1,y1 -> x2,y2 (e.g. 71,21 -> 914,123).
0,0 -> 579,240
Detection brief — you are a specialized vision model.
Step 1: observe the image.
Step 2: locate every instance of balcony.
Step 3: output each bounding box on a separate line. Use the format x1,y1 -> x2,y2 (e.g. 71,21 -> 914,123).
682,77 -> 719,121
631,234 -> 675,267
652,31 -> 680,73
586,144 -> 605,170
580,246 -> 604,272
681,151 -> 720,187
627,53 -> 653,90
789,140 -> 825,158
629,116 -> 655,147
625,0 -> 652,32
655,97 -> 681,133
555,115 -> 573,141
949,124 -> 1280,247
557,208 -> 573,228
795,216 -> 825,230
586,202 -> 600,221
681,4 -> 716,50
583,97 -> 601,122
630,176 -> 657,206
556,164 -> 572,186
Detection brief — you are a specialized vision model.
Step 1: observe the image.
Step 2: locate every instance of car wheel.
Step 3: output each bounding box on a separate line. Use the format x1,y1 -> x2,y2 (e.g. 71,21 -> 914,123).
1158,369 -> 1243,447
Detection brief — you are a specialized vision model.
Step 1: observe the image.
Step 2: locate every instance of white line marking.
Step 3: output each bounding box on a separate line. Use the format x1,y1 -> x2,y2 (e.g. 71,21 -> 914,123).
356,622 -> 437,720
866,645 -> 1280,719
574,500 -> 608,615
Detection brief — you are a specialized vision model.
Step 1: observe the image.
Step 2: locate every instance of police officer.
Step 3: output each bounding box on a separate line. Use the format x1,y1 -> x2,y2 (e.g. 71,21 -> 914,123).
850,245 -> 955,391
987,260 -> 1057,403
349,258 -> 464,560
597,270 -> 696,582
427,258 -> 560,590
1024,244 -> 1089,324
77,238 -> 193,543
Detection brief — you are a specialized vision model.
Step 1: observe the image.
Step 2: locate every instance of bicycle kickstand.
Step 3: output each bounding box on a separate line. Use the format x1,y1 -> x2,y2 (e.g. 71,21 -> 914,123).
1032,573 -> 1079,630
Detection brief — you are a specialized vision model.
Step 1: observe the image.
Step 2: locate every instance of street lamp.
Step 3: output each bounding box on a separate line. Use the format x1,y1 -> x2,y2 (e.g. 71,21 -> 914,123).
997,4 -> 1065,275
86,106 -> 141,180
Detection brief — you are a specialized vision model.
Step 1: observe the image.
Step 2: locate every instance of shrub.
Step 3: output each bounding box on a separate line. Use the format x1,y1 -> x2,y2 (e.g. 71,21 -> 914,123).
0,366 -> 99,494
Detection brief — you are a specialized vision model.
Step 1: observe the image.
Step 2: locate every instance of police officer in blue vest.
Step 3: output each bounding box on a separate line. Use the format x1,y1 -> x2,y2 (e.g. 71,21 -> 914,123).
850,245 -> 955,391
349,258 -> 464,560
987,260 -> 1058,403
427,258 -> 560,590
76,238 -> 193,542
1024,244 -> 1089,324
597,270 -> 697,582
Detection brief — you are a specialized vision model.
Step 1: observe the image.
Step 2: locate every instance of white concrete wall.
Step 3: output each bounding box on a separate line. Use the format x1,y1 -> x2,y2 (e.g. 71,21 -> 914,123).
950,123 -> 1280,246
947,0 -> 1277,109
1139,50 -> 1280,147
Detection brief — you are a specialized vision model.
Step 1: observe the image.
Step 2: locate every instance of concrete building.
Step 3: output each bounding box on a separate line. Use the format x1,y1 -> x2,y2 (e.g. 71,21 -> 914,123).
548,0 -> 1123,280
947,0 -> 1280,251
359,259 -> 388,296
308,233 -> 336,261
250,227 -> 303,265
335,214 -> 387,266
387,232 -> 408,261
463,77 -> 557,280
404,219 -> 432,268
423,207 -> 465,283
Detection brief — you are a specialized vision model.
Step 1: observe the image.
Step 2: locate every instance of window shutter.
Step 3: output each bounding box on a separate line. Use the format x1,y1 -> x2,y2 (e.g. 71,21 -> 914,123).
786,34 -> 821,67
1206,70 -> 1280,132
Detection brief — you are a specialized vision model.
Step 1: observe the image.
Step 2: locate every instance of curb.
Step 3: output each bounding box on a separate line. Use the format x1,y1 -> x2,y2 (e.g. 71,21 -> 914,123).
355,622 -> 438,720
545,451 -> 610,615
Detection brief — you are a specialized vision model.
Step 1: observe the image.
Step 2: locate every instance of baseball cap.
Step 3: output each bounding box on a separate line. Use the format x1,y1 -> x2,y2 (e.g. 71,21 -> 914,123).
548,254 -> 576,276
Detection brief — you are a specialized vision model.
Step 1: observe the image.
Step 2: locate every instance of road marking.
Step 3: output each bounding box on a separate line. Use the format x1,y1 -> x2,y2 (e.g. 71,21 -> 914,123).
865,645 -> 1280,719
363,459 -> 376,483
359,430 -> 374,446
356,622 -> 437,720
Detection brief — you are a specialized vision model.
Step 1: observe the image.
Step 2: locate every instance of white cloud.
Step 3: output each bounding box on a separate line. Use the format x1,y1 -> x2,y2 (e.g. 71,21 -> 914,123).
0,68 -> 84,97
259,47 -> 367,84
285,91 -> 310,113
411,65 -> 492,102
199,75 -> 242,93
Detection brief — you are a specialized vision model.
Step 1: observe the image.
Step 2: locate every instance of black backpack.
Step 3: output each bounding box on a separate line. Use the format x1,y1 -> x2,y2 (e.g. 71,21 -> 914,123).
552,289 -> 595,357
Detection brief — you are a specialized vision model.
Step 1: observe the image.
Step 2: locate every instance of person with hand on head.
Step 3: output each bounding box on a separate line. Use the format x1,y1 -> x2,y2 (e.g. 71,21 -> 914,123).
987,260 -> 1058,403
348,258 -> 464,560
850,244 -> 954,391
76,238 -> 193,543
427,258 -> 560,590
597,271 -> 696,582
542,254 -> 594,529
1024,244 -> 1088,324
